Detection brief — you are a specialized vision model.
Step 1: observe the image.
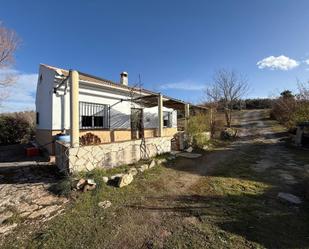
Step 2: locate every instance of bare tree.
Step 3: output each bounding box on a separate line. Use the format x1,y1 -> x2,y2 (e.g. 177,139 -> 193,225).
0,22 -> 20,102
205,69 -> 249,127
297,80 -> 309,101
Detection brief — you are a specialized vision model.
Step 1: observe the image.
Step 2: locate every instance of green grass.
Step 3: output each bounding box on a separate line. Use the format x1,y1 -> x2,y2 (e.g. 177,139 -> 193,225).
2,113 -> 309,248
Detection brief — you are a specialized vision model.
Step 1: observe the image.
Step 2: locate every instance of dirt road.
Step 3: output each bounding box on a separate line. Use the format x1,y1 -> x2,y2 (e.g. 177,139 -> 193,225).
2,110 -> 309,249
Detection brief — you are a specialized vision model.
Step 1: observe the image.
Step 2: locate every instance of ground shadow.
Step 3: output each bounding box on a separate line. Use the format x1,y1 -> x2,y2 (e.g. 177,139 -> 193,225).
0,164 -> 62,185
0,144 -> 49,163
127,192 -> 309,248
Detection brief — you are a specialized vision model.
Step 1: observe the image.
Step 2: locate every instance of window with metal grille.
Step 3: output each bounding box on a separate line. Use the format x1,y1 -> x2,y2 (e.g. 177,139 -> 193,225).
79,102 -> 109,129
163,111 -> 172,128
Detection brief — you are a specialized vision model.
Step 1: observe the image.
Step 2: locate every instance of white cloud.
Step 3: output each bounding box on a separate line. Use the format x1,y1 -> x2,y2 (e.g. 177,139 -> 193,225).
0,69 -> 38,113
257,55 -> 299,70
159,81 -> 204,91
304,59 -> 309,65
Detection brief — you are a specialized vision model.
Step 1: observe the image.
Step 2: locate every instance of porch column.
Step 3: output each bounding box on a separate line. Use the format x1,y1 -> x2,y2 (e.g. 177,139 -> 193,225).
184,103 -> 190,131
158,94 -> 163,137
70,70 -> 79,147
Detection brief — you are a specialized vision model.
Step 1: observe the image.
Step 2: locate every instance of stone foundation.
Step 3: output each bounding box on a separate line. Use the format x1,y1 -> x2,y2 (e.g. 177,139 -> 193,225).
55,136 -> 172,173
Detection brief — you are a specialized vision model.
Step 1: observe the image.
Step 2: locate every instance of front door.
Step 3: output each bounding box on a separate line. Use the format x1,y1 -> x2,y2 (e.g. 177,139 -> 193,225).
131,108 -> 143,139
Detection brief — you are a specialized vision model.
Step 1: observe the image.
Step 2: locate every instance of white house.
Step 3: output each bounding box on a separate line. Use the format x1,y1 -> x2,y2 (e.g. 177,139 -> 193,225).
35,64 -> 205,171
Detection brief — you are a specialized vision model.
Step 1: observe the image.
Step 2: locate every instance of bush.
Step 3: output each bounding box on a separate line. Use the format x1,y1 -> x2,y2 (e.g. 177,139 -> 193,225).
0,113 -> 35,145
293,101 -> 309,124
244,98 -> 273,109
187,114 -> 211,148
270,94 -> 297,130
270,90 -> 309,130
187,113 -> 210,135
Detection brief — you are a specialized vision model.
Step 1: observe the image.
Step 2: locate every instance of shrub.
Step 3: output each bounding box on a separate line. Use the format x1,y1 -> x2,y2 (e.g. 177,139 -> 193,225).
270,93 -> 297,130
187,113 -> 211,148
0,113 -> 34,145
187,113 -> 210,135
293,101 -> 309,124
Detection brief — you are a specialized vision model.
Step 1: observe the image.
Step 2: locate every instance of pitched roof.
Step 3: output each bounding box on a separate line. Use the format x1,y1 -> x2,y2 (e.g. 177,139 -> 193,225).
41,64 -> 207,111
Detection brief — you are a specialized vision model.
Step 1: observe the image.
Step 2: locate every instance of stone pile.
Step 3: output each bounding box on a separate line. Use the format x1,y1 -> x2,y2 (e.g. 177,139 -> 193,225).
75,178 -> 96,192
220,128 -> 238,140
103,158 -> 169,188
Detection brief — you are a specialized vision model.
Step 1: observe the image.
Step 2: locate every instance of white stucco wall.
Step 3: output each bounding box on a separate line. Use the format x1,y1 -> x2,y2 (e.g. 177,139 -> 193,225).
35,65 -> 56,130
37,67 -> 177,131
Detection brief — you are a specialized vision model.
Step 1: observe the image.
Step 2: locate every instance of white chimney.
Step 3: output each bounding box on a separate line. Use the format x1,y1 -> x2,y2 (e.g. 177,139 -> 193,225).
120,72 -> 128,86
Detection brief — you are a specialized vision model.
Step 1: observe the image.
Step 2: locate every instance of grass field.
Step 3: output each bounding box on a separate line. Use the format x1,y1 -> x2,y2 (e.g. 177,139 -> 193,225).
1,110 -> 309,249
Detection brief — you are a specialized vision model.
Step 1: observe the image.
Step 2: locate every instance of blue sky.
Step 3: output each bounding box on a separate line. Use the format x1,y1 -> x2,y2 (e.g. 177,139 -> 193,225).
1,0 -> 309,112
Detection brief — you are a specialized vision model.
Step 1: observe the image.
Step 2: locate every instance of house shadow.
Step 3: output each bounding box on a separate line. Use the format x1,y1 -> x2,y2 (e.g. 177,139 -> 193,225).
0,163 -> 62,185
0,144 -> 50,163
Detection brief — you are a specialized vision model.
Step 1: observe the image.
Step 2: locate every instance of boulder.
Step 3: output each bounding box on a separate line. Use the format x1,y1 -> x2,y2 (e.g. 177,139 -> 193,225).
102,176 -> 109,183
127,167 -> 138,176
185,147 -> 193,153
75,178 -> 96,191
110,173 -> 124,180
138,164 -> 148,172
156,158 -> 167,165
148,160 -> 156,168
0,211 -> 13,225
98,200 -> 112,209
83,184 -> 96,192
76,178 -> 86,190
28,205 -> 60,219
0,223 -> 17,234
87,179 -> 96,185
202,145 -> 209,150
167,155 -> 176,160
278,192 -> 302,204
117,173 -> 134,188
220,128 -> 237,140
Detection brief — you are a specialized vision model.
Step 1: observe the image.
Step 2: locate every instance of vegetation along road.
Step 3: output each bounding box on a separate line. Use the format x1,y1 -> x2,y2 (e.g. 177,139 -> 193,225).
2,110 -> 309,249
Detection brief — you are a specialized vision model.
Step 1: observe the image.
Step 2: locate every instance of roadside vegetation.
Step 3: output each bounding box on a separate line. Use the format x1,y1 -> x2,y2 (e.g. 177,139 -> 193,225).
0,111 -> 35,145
2,109 -> 309,249
271,82 -> 309,131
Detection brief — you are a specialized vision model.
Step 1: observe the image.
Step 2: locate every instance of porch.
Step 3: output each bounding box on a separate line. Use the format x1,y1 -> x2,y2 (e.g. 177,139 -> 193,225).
53,70 -> 207,172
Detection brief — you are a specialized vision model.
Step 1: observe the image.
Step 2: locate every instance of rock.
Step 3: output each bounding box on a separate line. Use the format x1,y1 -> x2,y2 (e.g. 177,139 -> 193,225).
202,145 -> 209,150
83,184 -> 96,192
138,164 -> 148,172
102,176 -> 109,183
76,178 -> 86,190
177,152 -> 202,159
127,167 -> 138,176
34,195 -> 57,206
86,179 -> 96,185
76,178 -> 96,192
117,173 -> 133,188
278,192 -> 302,204
98,200 -> 112,209
167,155 -> 176,160
220,128 -> 237,140
185,147 -> 193,153
0,211 -> 13,224
0,223 -> 17,234
20,212 -> 31,218
148,160 -> 156,168
110,173 -> 124,180
28,205 -> 60,219
17,203 -> 39,213
156,158 -> 167,165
